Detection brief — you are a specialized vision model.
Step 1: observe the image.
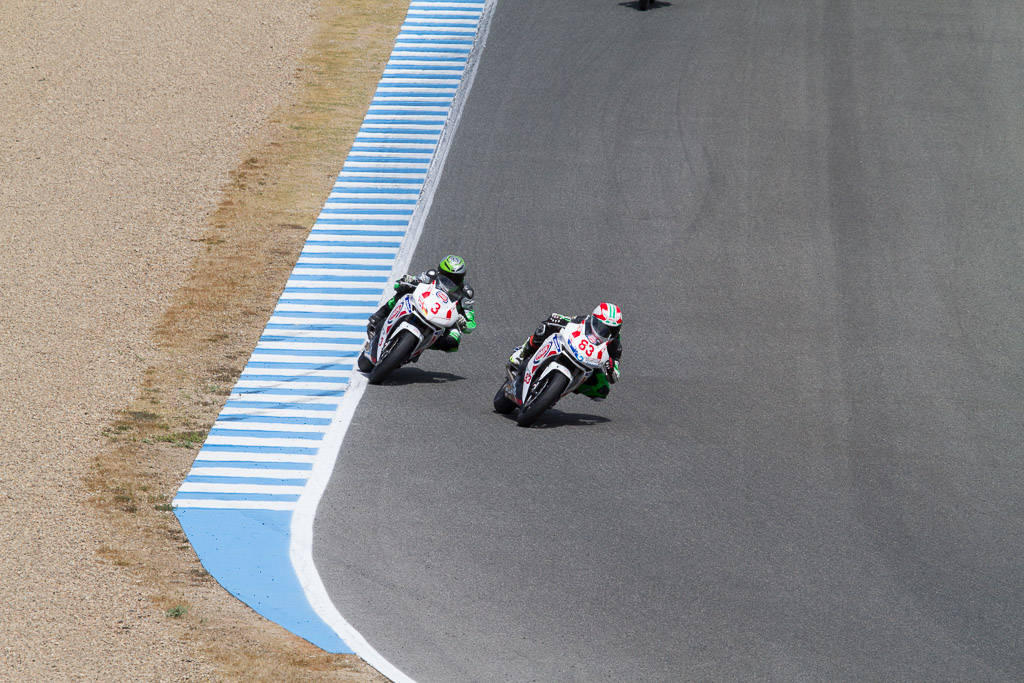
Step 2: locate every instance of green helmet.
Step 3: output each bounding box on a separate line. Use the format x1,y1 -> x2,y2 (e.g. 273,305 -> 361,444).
438,255 -> 467,287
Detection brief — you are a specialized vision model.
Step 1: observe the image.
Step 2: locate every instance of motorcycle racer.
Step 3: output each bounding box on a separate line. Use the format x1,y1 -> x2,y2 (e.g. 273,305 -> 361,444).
365,255 -> 476,353
507,303 -> 623,399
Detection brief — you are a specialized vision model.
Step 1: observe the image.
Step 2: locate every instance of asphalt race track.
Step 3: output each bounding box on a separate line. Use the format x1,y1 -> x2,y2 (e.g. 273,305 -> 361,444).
314,1 -> 1024,680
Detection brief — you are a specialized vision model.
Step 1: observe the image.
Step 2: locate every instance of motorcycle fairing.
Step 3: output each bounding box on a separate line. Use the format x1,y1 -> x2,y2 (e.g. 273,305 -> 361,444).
512,324 -> 606,406
370,291 -> 445,364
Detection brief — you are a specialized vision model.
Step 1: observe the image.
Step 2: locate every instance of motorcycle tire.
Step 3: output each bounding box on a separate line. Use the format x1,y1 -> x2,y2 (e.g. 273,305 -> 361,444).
639,0 -> 651,9
516,373 -> 569,427
493,384 -> 516,414
367,331 -> 417,385
356,350 -> 374,373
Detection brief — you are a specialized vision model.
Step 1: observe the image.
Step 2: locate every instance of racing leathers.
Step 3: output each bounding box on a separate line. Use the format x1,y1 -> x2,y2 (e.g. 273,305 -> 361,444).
508,313 -> 622,399
365,270 -> 476,352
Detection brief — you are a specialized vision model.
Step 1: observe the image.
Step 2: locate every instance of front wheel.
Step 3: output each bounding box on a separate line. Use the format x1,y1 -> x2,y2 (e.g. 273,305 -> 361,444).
493,383 -> 516,414
367,331 -> 417,385
356,350 -> 374,373
638,0 -> 651,9
516,372 -> 569,427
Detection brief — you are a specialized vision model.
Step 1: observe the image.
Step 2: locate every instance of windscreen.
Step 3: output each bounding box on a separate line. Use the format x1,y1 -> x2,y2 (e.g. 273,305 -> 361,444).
434,274 -> 459,295
586,316 -> 615,342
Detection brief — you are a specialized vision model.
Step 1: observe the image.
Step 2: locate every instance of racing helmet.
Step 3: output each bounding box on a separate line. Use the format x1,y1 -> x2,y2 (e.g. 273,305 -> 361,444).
587,302 -> 623,340
438,255 -> 467,288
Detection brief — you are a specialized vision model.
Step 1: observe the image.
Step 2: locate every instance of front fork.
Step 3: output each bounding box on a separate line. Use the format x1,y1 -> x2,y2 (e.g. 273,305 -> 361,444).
503,364 -> 522,405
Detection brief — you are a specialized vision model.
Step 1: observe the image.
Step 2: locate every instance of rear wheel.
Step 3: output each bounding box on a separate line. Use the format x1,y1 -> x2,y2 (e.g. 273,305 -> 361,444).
367,332 -> 417,385
639,0 -> 651,9
516,373 -> 569,427
493,383 -> 516,414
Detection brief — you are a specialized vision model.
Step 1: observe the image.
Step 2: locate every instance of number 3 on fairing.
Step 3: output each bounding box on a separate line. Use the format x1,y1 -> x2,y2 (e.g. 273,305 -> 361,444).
430,301 -> 441,314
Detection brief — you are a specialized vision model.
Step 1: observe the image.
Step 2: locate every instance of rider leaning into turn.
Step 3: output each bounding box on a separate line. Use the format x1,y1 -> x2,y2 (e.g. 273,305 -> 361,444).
365,255 -> 477,352
508,302 -> 623,399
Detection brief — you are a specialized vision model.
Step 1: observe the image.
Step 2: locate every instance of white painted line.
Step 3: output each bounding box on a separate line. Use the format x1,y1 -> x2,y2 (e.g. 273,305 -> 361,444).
190,452 -> 318,464
320,203 -> 419,210
385,61 -> 466,68
380,72 -> 464,78
216,408 -> 337,420
203,436 -> 327,449
178,483 -> 306,495
274,304 -> 377,315
270,292 -> 381,302
190,468 -> 313,479
249,351 -> 358,360
284,276 -> 388,285
257,328 -> 365,338
171,1 -> 492,678
348,142 -> 438,149
230,385 -> 349,396
357,119 -> 445,126
208,428 -> 329,440
237,371 -> 353,381
294,245 -> 401,253
347,148 -> 436,156
292,263 -> 397,272
173,499 -> 298,511
312,214 -> 412,223
392,40 -> 472,46
291,2 -> 498,681
225,391 -> 343,402
354,135 -> 438,143
406,9 -> 481,14
210,420 -> 332,432
326,185 -> 422,191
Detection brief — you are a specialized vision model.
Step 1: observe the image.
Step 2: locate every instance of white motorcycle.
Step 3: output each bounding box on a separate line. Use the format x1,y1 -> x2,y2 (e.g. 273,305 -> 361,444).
494,318 -> 615,427
357,277 -> 466,385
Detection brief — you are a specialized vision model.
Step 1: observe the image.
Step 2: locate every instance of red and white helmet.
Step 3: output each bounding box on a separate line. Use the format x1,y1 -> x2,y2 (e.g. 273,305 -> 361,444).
587,302 -> 622,340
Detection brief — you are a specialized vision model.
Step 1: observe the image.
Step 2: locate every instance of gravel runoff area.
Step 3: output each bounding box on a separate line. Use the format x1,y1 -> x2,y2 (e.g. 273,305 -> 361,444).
0,1 -> 389,680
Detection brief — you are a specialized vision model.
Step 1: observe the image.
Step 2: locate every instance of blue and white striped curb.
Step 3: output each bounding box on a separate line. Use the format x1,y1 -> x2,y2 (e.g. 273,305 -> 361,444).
173,1 -> 496,677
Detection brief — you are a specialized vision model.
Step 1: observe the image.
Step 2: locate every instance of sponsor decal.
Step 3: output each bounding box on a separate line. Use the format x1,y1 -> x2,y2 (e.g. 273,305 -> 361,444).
524,372 -> 532,384
436,291 -> 449,303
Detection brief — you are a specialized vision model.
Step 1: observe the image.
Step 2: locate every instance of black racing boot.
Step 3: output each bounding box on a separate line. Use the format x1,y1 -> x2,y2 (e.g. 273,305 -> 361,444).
366,305 -> 389,340
507,339 -> 535,373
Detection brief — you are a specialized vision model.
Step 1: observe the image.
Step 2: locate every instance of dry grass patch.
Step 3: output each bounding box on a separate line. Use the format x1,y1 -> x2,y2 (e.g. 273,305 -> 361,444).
86,1 -> 409,680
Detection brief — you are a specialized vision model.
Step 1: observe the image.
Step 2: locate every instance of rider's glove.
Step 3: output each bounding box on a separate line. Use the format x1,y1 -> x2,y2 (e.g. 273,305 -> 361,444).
398,274 -> 419,286
457,314 -> 468,331
464,309 -> 476,333
608,360 -> 620,384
